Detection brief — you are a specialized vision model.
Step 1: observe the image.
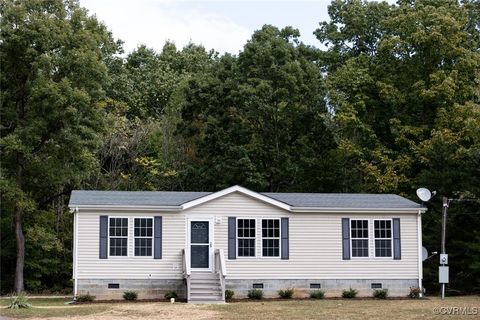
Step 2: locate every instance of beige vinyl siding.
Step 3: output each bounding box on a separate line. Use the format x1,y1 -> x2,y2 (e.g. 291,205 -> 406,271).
76,212 -> 185,279
75,191 -> 419,280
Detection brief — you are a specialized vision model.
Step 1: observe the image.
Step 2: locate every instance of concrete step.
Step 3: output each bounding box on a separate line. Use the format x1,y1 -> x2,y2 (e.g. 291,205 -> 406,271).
190,286 -> 222,291
188,299 -> 225,304
190,293 -> 223,299
190,288 -> 222,294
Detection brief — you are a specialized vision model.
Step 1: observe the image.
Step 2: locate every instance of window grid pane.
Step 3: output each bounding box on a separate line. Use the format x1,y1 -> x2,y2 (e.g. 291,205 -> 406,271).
351,220 -> 369,257
374,220 -> 392,257
262,219 -> 280,257
109,218 -> 128,256
238,219 -> 255,257
134,218 -> 153,256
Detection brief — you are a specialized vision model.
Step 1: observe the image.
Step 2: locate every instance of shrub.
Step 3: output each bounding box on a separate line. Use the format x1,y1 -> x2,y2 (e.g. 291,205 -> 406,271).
123,291 -> 138,301
278,288 -> 294,299
247,289 -> 264,300
225,289 -> 234,300
8,292 -> 32,309
408,287 -> 422,299
310,290 -> 325,299
76,293 -> 95,302
342,288 -> 358,299
164,290 -> 178,300
373,289 -> 388,299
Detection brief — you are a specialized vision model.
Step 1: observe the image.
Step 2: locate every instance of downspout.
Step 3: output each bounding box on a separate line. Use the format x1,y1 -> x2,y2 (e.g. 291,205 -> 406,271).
72,206 -> 79,298
417,209 -> 423,297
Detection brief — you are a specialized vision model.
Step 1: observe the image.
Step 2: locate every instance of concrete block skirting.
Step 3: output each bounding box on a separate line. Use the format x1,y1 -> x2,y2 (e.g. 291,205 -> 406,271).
226,279 -> 419,298
77,279 -> 185,300
77,278 -> 418,300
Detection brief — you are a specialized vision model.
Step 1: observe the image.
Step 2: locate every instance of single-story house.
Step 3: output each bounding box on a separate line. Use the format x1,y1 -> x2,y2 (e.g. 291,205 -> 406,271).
68,185 -> 426,303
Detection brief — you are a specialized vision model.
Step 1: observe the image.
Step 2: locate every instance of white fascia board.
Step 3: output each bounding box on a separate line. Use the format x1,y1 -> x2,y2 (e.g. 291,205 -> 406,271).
181,185 -> 292,211
69,205 -> 182,212
291,207 -> 427,214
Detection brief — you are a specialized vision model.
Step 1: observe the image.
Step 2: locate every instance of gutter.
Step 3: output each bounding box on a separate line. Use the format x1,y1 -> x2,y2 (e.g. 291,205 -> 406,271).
68,205 -> 183,211
290,207 -> 427,214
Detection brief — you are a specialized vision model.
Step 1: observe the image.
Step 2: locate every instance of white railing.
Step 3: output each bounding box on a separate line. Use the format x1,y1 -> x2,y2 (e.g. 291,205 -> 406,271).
215,249 -> 227,301
182,249 -> 191,301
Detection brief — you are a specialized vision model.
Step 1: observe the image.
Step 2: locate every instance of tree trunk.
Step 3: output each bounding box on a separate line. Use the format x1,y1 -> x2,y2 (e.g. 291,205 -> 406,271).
14,153 -> 25,293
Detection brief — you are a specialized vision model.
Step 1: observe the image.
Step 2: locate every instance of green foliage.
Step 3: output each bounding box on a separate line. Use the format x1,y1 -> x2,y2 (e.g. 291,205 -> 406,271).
342,288 -> 358,299
408,287 -> 422,299
76,294 -> 95,302
123,291 -> 138,301
164,290 -> 178,300
8,293 -> 32,309
310,290 -> 325,299
277,288 -> 294,299
372,289 -> 388,299
247,289 -> 264,300
225,289 -> 235,300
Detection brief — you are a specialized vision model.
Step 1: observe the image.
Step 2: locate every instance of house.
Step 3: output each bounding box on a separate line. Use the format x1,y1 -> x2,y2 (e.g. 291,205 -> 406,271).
68,185 -> 426,303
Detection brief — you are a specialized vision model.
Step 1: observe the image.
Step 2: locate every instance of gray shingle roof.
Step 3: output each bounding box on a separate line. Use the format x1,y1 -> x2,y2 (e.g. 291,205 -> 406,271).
263,193 -> 421,209
69,190 -> 421,209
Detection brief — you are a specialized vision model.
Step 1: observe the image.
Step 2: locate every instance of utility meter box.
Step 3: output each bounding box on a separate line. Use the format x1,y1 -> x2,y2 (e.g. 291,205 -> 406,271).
439,266 -> 449,283
440,254 -> 448,265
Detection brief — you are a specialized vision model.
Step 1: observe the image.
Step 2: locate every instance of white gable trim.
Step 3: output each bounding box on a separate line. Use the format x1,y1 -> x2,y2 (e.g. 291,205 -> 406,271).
181,185 -> 292,211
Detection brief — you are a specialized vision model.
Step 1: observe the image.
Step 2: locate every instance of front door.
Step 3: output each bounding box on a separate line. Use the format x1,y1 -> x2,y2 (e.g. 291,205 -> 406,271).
188,219 -> 213,270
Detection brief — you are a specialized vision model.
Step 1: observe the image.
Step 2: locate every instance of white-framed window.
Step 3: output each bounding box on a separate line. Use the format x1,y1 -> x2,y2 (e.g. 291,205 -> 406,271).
351,219 -> 369,257
134,218 -> 153,256
374,219 -> 392,257
261,219 -> 280,257
237,219 -> 256,257
109,217 -> 128,256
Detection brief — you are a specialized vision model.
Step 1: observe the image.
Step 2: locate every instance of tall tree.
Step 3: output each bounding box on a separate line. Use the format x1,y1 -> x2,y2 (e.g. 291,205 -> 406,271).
0,0 -> 119,292
180,25 -> 337,192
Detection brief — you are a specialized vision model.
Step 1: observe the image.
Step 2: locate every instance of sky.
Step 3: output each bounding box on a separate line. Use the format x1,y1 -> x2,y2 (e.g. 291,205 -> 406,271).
79,0 -> 334,55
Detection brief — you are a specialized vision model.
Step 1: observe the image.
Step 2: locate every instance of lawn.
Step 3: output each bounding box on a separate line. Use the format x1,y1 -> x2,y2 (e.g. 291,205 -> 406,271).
0,296 -> 478,319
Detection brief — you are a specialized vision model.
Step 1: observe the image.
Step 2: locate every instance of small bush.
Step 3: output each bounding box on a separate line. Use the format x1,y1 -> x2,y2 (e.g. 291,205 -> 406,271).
225,289 -> 234,300
310,290 -> 325,299
373,289 -> 388,299
408,287 -> 422,299
164,290 -> 178,300
247,289 -> 264,300
278,288 -> 294,299
123,291 -> 138,301
8,292 -> 32,309
76,293 -> 95,302
342,288 -> 358,299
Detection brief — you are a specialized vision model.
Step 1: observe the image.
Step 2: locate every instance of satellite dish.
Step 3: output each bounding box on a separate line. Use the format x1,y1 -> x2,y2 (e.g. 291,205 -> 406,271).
422,247 -> 428,261
416,188 -> 432,202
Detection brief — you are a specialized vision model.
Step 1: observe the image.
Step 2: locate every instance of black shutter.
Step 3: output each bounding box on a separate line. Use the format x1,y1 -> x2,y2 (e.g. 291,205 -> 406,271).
228,217 -> 236,259
99,216 -> 108,259
342,218 -> 350,260
154,216 -> 162,259
281,217 -> 289,260
393,218 -> 401,260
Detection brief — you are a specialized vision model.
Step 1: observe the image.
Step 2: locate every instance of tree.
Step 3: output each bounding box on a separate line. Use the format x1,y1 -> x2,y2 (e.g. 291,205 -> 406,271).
0,0 -> 119,292
316,0 -> 480,291
179,25 -> 337,192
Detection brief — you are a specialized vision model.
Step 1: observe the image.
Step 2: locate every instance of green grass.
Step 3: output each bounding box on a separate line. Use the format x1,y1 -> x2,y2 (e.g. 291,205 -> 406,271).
0,298 -> 71,307
0,298 -> 110,318
208,296 -> 480,320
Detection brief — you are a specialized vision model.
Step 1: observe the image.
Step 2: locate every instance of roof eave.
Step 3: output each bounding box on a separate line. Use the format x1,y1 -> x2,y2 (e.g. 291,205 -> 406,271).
291,207 -> 427,213
69,205 -> 183,212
